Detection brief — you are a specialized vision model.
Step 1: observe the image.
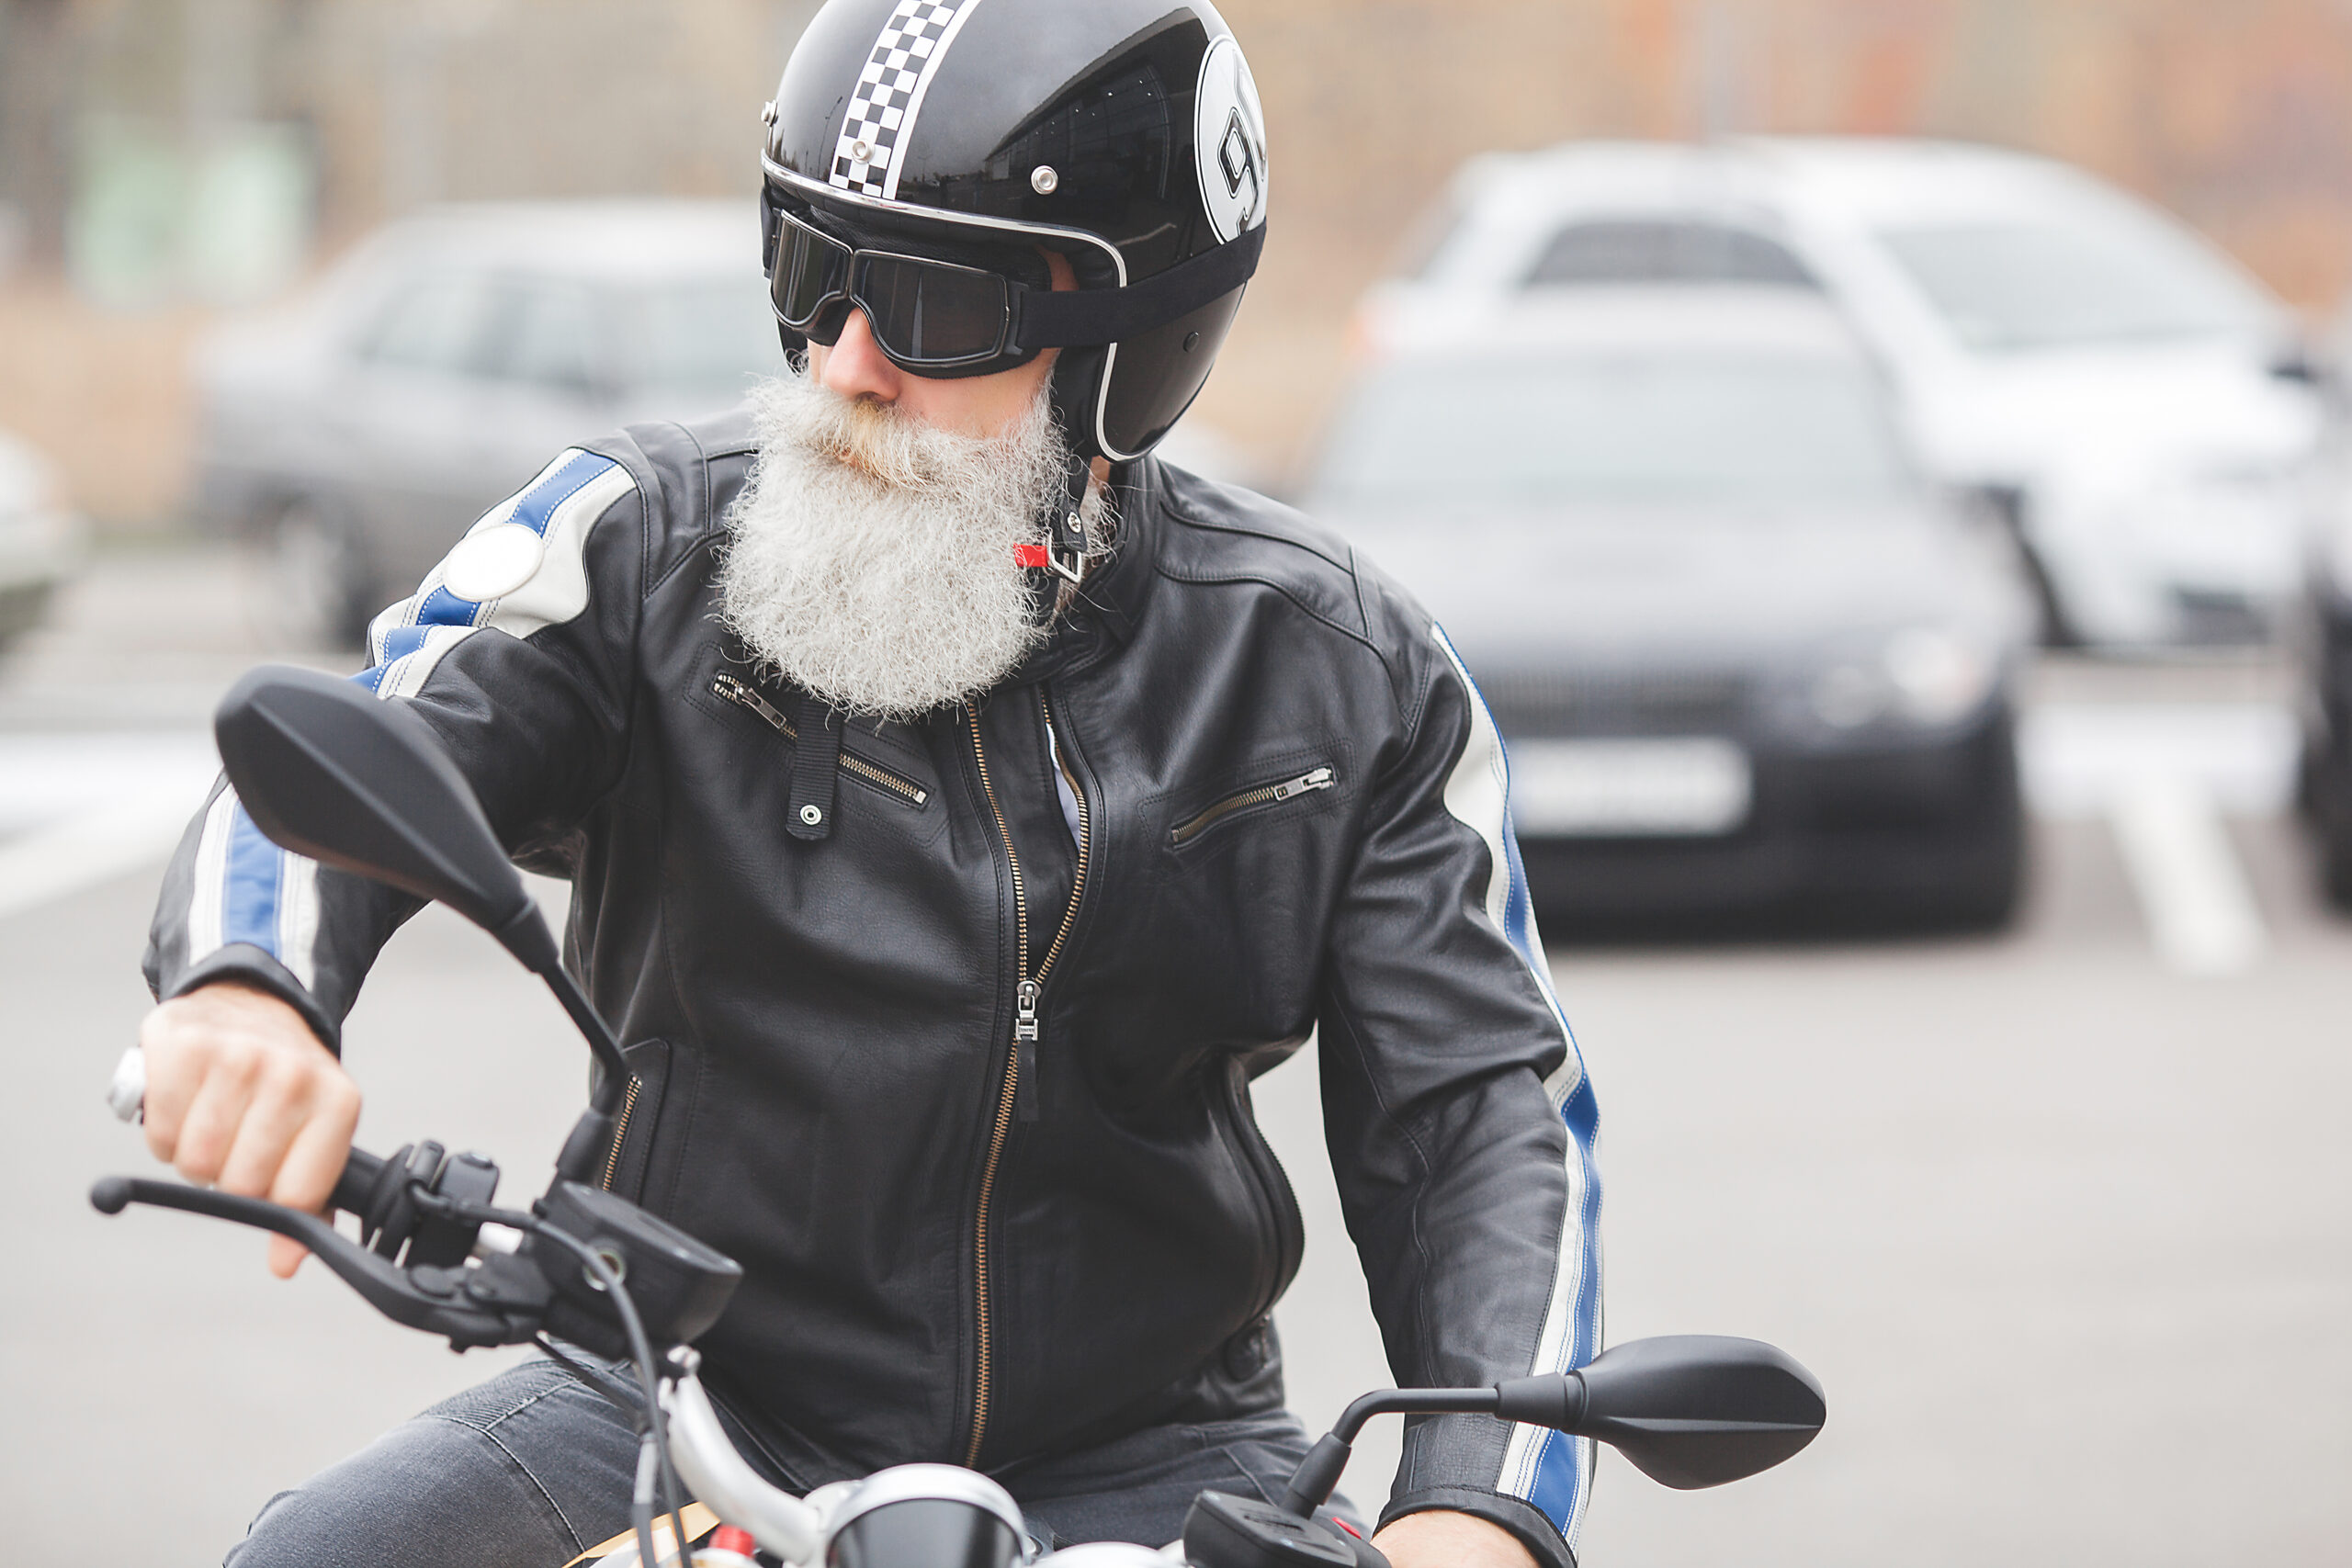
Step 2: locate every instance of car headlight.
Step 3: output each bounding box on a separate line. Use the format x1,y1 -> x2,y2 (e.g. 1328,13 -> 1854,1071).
1809,628 -> 1996,729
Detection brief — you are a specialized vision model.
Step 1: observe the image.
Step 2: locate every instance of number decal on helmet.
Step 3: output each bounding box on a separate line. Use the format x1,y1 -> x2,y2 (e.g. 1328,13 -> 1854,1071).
1193,36 -> 1268,244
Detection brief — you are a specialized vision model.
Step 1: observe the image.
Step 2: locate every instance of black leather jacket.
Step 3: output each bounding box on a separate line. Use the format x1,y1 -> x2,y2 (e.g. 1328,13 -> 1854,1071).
146,407 -> 1604,1567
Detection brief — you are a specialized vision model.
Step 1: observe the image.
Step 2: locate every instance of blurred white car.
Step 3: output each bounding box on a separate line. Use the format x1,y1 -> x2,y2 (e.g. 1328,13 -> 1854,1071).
0,429 -> 86,647
193,201 -> 786,642
1363,138 -> 2323,648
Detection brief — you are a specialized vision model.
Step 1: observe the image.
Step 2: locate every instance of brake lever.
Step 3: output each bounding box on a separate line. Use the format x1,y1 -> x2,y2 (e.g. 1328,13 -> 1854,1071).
87,1176 -> 545,1348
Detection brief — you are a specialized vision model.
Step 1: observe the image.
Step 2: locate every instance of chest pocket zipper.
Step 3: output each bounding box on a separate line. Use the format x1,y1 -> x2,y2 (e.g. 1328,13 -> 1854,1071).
1170,766 -> 1336,848
711,673 -> 931,807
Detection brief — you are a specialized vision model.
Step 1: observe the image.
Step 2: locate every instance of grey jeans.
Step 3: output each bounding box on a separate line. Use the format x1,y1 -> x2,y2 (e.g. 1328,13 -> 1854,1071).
224,1354 -> 1358,1566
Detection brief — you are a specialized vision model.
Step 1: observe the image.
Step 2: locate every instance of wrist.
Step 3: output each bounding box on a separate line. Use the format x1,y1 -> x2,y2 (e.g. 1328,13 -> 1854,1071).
1372,1510 -> 1540,1568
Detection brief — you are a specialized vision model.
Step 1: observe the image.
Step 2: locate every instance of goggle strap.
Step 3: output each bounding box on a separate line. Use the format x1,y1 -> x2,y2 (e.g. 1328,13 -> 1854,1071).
1011,222 -> 1267,351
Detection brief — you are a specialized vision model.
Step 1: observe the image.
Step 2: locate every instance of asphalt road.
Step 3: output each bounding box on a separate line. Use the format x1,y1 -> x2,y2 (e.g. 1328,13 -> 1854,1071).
2,547 -> 2347,1565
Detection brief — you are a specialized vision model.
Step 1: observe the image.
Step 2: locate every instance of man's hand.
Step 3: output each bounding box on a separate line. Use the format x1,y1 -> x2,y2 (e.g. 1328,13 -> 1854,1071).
137,981 -> 359,1279
1373,1511 -> 1539,1568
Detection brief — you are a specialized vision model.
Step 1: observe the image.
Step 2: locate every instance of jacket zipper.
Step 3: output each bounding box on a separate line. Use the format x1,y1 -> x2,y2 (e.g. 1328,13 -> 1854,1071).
711,673 -> 930,806
1170,766 -> 1335,847
960,691 -> 1091,1466
598,1074 -> 642,1192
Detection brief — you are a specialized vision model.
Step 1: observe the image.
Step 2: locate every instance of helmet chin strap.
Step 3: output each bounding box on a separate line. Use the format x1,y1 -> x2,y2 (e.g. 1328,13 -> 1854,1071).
1047,448 -> 1091,586
1017,446 -> 1097,626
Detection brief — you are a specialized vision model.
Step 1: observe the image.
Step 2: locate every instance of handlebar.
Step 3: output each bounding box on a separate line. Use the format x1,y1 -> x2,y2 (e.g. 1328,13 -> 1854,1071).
89,1173 -> 523,1342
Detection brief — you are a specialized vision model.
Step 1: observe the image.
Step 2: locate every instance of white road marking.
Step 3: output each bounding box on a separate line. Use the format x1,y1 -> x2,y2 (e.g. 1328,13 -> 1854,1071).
2018,703 -> 2284,974
0,733 -> 220,920
2018,703 -> 2298,818
0,791 -> 204,921
2107,777 -> 2268,975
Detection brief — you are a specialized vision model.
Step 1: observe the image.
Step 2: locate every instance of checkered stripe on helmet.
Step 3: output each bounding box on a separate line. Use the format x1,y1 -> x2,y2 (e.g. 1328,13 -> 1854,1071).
829,0 -> 987,199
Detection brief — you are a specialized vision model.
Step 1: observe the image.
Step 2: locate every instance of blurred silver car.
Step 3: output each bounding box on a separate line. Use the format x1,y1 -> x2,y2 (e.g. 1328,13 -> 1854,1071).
0,429 -> 86,647
1365,139 -> 2320,649
1311,288 -> 2034,930
192,201 -> 785,641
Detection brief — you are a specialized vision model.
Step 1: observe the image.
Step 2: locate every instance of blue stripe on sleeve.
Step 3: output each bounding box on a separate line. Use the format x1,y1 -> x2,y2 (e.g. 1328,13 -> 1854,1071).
220,804 -> 286,958
360,448 -> 620,688
376,624 -> 437,663
1524,1073 -> 1605,1531
1441,637 -> 1604,1544
512,450 -> 610,536
413,585 -> 480,630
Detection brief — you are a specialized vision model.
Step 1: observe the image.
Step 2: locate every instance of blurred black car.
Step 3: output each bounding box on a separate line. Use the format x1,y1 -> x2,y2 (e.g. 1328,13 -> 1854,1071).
2292,436 -> 2352,905
192,201 -> 785,643
1309,288 -> 2035,931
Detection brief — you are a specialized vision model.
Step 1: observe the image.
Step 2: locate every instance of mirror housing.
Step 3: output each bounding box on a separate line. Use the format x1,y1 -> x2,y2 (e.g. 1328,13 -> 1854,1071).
214,667 -> 634,1145
216,666 -> 557,973
1498,1335 -> 1826,1490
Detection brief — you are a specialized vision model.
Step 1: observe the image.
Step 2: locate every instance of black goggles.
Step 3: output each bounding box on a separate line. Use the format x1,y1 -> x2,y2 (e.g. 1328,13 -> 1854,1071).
769,208 -> 1035,373
767,200 -> 1271,378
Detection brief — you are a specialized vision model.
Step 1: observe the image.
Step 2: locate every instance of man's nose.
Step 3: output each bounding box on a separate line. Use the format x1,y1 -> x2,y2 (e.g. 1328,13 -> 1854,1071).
817,307 -> 902,403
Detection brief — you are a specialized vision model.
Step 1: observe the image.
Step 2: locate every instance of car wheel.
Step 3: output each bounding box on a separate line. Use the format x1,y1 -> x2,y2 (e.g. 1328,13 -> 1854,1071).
273,500 -> 378,650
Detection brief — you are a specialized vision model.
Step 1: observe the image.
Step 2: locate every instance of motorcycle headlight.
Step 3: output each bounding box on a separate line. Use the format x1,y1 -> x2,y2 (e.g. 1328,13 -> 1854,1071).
821,1464 -> 1029,1568
1808,628 -> 1996,730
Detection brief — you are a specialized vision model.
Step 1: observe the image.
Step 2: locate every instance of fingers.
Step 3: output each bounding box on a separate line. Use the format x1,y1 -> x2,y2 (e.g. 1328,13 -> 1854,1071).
262,1085 -> 358,1282
130,987 -> 363,1283
270,1074 -> 362,1217
173,1041 -> 273,1187
136,1005 -> 202,1166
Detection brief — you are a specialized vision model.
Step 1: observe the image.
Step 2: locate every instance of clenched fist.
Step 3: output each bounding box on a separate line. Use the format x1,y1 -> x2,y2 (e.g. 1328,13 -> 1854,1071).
137,981 -> 360,1278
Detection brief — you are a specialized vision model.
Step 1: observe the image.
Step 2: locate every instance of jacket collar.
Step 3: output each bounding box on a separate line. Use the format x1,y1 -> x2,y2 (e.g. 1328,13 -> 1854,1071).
1075,456 -> 1159,647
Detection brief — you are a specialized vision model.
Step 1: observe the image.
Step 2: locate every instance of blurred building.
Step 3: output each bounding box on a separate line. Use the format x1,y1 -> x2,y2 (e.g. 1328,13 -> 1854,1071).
8,0 -> 2352,522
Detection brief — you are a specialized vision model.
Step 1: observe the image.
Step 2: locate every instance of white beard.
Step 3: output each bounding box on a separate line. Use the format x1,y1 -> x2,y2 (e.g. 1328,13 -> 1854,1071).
718,369 -> 1104,722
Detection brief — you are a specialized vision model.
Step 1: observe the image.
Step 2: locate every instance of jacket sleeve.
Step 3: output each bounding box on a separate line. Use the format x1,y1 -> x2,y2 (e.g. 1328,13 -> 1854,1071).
1316,622 -> 1603,1568
143,447 -> 648,1048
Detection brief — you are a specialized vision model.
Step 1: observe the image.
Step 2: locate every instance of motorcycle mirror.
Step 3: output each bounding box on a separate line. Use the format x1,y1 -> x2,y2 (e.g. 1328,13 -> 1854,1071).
215,666 -> 634,1178
214,666 -> 559,974
1501,1335 -> 1826,1490
1282,1335 -> 1825,1517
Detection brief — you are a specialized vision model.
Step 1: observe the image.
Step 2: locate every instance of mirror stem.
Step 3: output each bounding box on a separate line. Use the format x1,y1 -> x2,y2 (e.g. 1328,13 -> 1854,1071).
536,963 -> 630,1103
1280,1388 -> 1501,1517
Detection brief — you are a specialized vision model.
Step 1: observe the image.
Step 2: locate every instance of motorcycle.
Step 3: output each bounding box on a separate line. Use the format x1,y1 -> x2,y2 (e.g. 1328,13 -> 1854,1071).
96,668 -> 1827,1568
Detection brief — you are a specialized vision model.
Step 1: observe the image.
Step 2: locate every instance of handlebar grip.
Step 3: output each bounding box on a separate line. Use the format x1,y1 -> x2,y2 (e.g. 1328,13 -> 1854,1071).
333,1145 -> 388,1218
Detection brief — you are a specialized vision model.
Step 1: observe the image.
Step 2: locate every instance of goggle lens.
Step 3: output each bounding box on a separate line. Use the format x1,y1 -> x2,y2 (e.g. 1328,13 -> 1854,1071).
856,253 -> 1009,364
770,209 -> 1014,369
772,215 -> 852,329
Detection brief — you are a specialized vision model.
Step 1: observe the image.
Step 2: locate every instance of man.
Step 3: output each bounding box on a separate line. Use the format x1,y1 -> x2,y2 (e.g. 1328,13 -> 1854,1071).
136,3 -> 1602,1564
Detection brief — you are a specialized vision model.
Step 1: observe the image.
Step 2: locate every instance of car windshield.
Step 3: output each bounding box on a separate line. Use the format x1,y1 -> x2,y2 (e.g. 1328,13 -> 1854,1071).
626,278 -> 785,396
1526,220 -> 1818,289
1312,352 -> 1916,511
1878,207 -> 2271,351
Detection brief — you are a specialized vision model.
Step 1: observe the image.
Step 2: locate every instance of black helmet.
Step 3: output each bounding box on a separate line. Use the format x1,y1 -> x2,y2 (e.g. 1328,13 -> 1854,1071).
761,0 -> 1271,461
